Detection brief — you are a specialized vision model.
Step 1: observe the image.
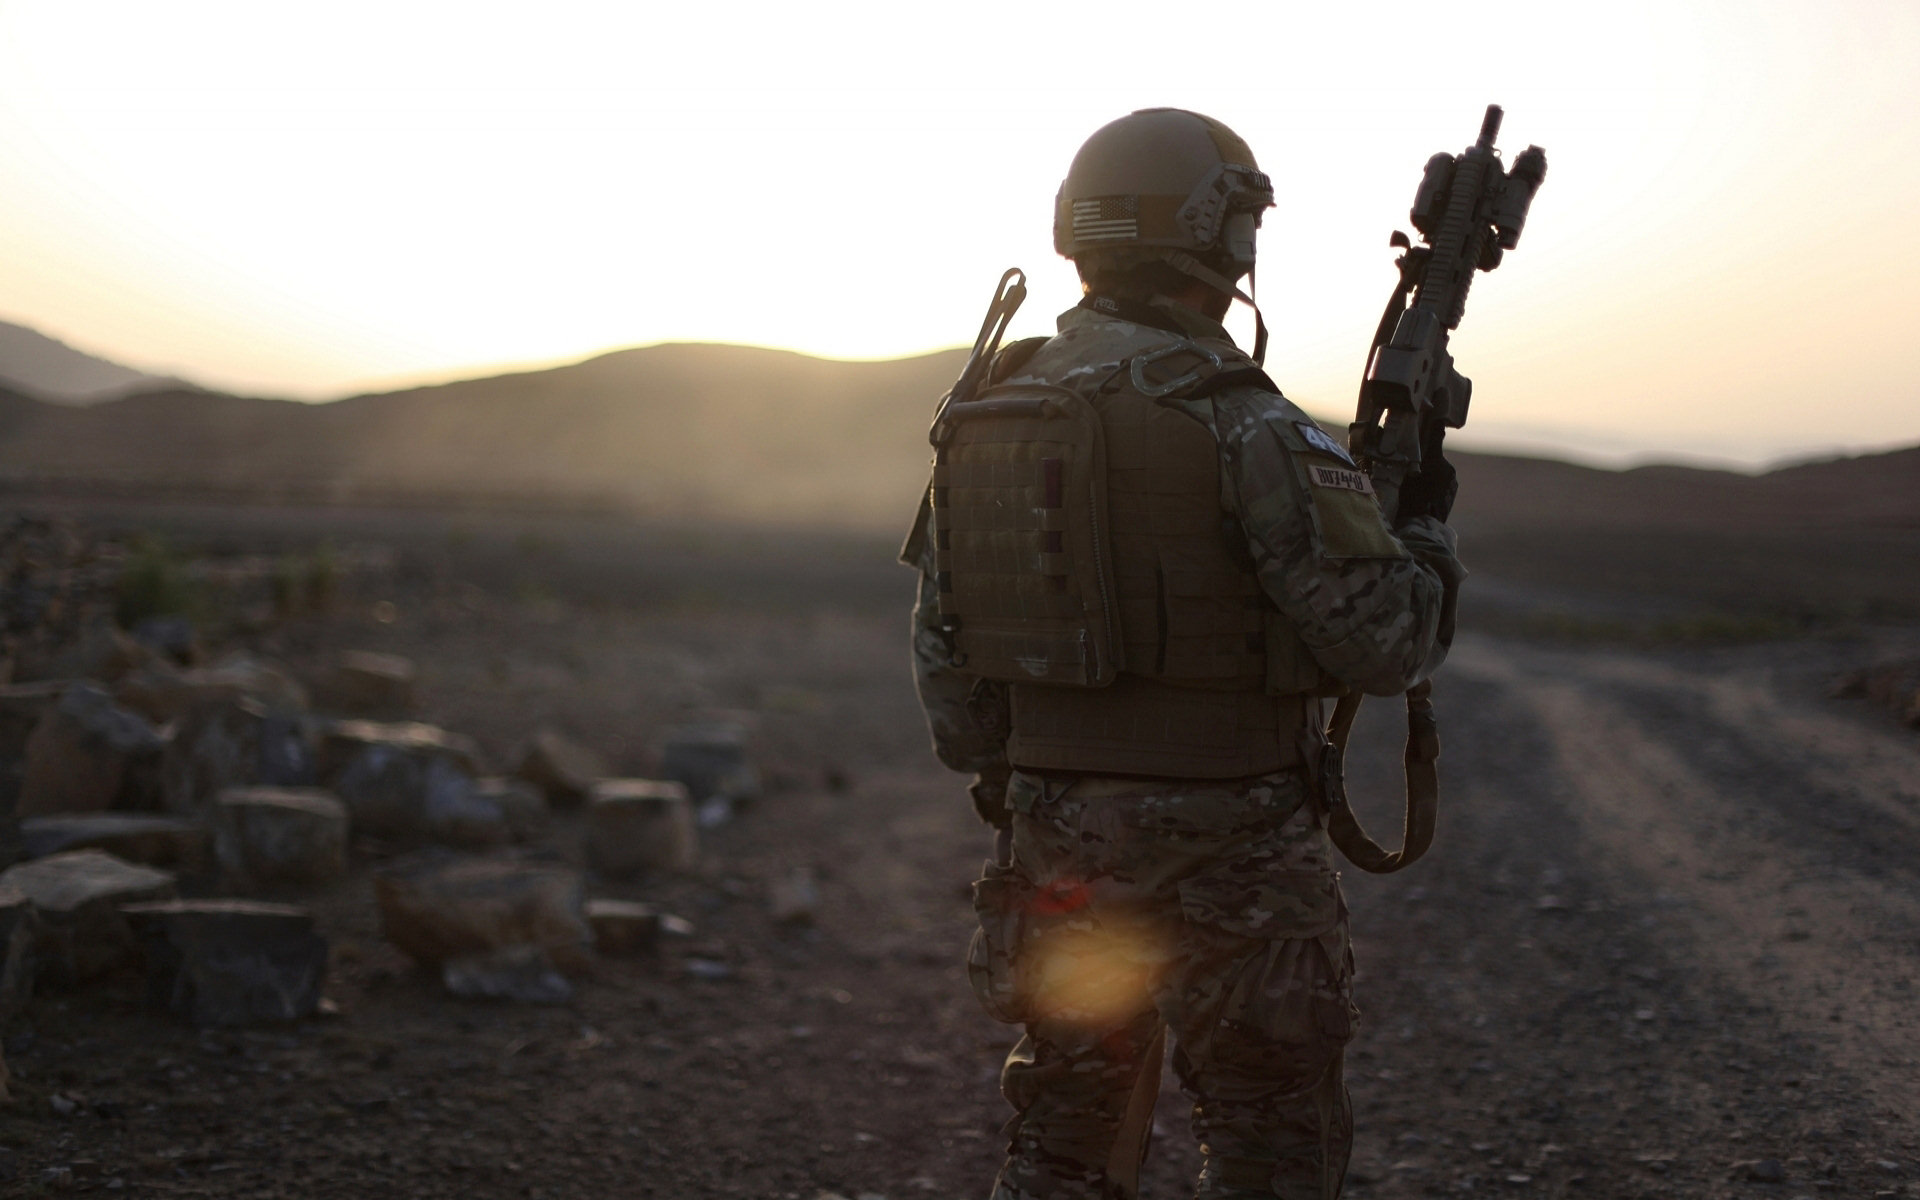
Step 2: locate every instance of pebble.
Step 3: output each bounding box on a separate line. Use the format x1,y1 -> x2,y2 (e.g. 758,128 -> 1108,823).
1743,1159 -> 1787,1183
683,957 -> 732,981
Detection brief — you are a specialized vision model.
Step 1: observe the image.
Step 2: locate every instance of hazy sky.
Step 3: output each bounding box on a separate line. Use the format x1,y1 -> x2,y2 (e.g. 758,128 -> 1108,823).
1,0 -> 1915,467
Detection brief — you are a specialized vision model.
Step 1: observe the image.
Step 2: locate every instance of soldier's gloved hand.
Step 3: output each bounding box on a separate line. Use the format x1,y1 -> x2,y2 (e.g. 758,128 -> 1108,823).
1396,421 -> 1459,524
969,762 -> 1013,830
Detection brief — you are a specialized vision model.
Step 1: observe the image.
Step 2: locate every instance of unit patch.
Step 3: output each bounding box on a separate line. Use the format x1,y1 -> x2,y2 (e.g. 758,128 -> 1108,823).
1294,422 -> 1355,465
1307,464 -> 1376,495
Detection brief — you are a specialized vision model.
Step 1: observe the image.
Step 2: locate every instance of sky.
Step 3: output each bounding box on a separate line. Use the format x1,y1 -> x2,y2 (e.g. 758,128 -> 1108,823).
0,0 -> 1915,468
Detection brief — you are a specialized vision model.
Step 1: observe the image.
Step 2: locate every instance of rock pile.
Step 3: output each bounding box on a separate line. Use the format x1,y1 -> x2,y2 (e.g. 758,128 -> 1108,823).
0,518 -> 781,1029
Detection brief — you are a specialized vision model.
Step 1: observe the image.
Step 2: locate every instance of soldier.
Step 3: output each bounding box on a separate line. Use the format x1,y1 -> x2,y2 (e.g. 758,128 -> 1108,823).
903,108 -> 1464,1200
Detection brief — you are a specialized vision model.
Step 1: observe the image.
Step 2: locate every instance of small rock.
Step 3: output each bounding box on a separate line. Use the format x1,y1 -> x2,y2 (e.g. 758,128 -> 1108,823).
122,899 -> 328,1026
586,899 -> 662,956
322,652 -> 417,718
683,957 -> 732,981
441,944 -> 572,1004
1874,1159 -> 1902,1174
658,721 -> 759,807
115,654 -> 307,725
161,697 -> 315,819
374,851 -> 591,975
769,866 -> 820,925
583,780 -> 696,878
0,850 -> 176,982
39,1164 -> 74,1188
213,788 -> 349,887
511,728 -> 607,807
49,1093 -> 79,1116
20,814 -> 210,871
130,616 -> 201,666
660,913 -> 695,938
324,721 -> 484,841
19,684 -> 168,816
1742,1159 -> 1787,1183
1535,894 -> 1568,912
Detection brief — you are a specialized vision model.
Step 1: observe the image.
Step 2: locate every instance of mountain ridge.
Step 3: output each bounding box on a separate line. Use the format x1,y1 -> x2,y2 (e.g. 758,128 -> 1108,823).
0,338 -> 1911,533
0,319 -> 180,404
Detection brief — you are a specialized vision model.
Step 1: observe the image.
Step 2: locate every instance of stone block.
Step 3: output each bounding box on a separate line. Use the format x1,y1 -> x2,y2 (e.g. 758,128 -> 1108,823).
585,898 -> 661,956
213,788 -> 349,887
425,778 -> 547,850
0,850 -> 176,982
20,814 -> 211,871
161,697 -> 315,819
116,654 -> 308,726
511,728 -> 606,807
19,683 -> 168,816
0,680 -> 70,760
583,780 -> 696,877
374,852 -> 590,975
0,883 -> 38,1018
122,899 -> 327,1026
323,721 -> 487,843
322,651 -> 417,717
659,721 -> 760,806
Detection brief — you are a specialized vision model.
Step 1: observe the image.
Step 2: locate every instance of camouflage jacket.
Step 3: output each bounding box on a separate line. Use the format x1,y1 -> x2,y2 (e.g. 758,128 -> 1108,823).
904,299 -> 1464,818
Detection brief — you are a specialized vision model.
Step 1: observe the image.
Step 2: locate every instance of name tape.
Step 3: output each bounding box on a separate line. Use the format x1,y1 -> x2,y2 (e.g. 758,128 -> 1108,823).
1308,463 -> 1377,495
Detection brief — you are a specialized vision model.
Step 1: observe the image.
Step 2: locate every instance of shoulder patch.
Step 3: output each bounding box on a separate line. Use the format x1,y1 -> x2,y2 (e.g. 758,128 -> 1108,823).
1295,422 -> 1355,465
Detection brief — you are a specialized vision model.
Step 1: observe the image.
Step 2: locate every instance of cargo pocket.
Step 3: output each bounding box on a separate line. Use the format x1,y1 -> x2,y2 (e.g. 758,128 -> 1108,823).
969,861 -> 1037,1025
1172,871 -> 1357,1068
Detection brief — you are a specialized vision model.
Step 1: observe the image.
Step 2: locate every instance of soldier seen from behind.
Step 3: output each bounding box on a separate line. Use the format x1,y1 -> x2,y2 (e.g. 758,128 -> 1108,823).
902,109 -> 1467,1199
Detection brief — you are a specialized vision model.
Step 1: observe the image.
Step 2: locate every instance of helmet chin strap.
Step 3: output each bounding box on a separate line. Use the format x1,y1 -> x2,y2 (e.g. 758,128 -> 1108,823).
1160,250 -> 1269,366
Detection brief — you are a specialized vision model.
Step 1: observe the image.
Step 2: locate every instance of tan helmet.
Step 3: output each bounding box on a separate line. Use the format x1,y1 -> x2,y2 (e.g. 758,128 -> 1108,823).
1053,108 -> 1275,281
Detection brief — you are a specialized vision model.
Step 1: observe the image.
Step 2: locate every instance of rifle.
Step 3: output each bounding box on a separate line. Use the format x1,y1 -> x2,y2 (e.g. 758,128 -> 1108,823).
1350,104 -> 1547,523
1324,106 -> 1546,875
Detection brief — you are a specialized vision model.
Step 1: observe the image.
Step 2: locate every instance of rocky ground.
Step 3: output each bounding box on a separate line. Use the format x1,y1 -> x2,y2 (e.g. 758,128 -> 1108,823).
1,504 -> 1917,1199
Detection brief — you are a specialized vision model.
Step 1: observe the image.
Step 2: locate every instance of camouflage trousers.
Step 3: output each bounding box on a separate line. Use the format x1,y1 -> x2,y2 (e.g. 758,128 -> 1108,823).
969,769 -> 1356,1200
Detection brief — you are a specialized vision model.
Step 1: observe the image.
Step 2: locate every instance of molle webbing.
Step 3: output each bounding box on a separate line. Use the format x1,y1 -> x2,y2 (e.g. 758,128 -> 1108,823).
931,385 -> 1120,687
1096,387 -> 1267,691
1009,677 -> 1305,779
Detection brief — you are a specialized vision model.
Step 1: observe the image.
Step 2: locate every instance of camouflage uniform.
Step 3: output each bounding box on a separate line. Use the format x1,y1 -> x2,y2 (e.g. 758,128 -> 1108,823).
910,298 -> 1461,1200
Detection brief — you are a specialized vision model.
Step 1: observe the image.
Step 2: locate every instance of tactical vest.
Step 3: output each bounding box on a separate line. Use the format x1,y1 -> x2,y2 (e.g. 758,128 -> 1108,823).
929,330 -> 1308,779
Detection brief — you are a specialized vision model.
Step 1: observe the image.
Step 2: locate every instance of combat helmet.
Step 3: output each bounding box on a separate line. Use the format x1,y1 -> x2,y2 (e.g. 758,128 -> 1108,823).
1055,108 -> 1276,357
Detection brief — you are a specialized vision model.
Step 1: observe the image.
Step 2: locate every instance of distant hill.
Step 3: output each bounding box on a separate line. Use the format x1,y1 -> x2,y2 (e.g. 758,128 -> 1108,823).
0,338 -> 1913,540
0,342 -> 968,525
0,320 -> 177,404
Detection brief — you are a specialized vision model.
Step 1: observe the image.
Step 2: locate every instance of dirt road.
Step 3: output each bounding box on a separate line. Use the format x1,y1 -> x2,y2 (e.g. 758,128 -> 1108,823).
1334,631 -> 1920,1199
5,572 -> 1918,1197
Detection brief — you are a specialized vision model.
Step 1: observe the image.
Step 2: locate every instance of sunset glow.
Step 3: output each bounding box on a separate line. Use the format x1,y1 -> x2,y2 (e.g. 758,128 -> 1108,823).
0,0 -> 1914,466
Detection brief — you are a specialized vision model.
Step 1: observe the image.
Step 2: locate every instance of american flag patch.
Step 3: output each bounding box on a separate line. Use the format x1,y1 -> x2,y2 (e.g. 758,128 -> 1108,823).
1071,195 -> 1138,242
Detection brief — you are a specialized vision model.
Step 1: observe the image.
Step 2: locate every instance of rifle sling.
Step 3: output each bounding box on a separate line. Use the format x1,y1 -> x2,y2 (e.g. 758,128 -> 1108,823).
1321,680 -> 1438,874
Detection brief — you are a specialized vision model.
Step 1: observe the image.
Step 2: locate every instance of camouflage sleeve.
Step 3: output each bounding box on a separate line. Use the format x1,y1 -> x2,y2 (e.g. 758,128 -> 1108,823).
1216,390 -> 1465,695
905,502 -> 1013,822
